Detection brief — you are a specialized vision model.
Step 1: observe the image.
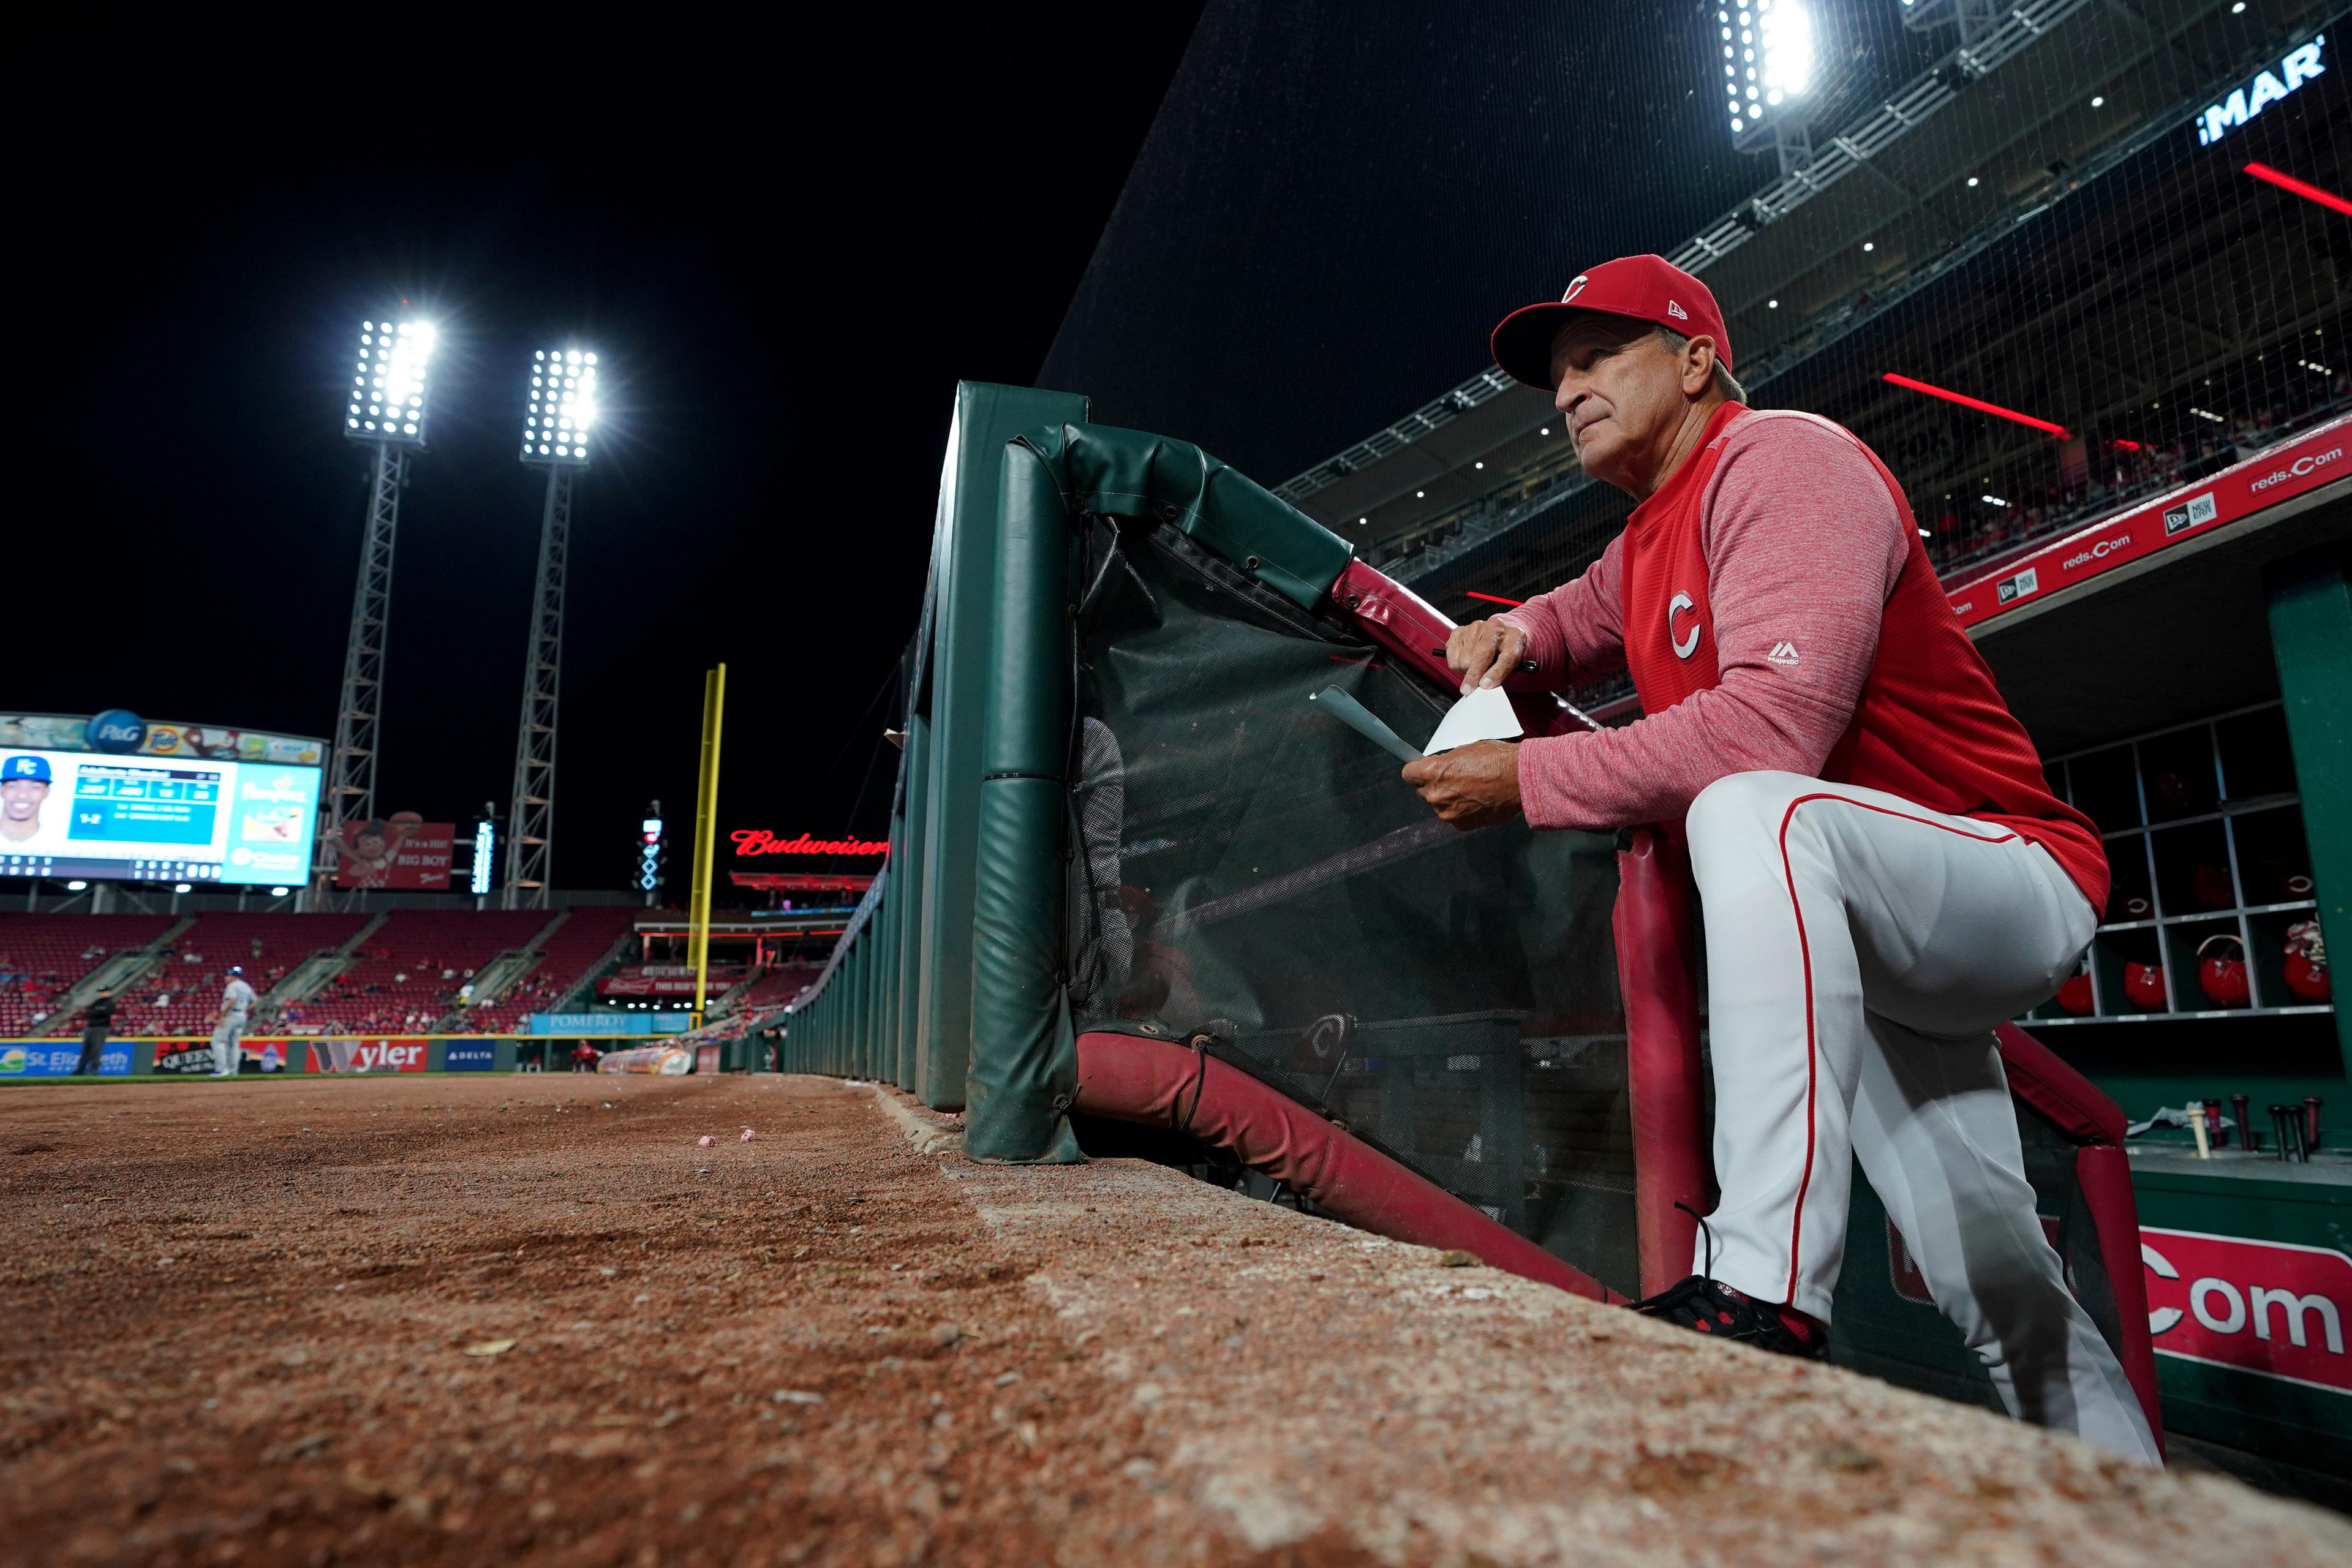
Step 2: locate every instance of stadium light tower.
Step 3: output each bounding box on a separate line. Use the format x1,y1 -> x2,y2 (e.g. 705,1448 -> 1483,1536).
1719,0 -> 1819,175
502,349 -> 598,909
315,317 -> 439,902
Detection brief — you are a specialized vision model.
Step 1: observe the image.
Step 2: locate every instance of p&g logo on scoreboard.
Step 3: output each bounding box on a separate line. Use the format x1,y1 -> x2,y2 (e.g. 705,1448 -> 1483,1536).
86,710 -> 148,754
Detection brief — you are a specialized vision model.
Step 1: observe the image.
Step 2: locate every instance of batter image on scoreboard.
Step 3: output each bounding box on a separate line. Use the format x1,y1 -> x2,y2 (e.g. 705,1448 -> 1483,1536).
0,755 -> 64,851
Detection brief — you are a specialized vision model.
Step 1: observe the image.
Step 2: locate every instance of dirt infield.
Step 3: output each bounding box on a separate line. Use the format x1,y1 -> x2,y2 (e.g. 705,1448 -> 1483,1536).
1,1072 -> 2345,1567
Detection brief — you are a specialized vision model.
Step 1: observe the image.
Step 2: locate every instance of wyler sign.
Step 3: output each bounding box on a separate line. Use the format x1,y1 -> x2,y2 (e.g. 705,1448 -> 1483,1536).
304,1039 -> 428,1074
729,831 -> 889,858
2141,1228 -> 2351,1394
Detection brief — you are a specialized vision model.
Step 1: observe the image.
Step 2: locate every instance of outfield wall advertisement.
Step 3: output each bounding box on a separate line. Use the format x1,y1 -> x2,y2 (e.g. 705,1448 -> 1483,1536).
0,745 -> 320,886
0,1038 -> 519,1077
0,1041 -> 134,1077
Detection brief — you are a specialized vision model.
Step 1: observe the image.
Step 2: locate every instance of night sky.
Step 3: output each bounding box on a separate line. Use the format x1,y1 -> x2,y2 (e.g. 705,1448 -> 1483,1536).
19,15 -> 1201,898
21,4 -> 1939,900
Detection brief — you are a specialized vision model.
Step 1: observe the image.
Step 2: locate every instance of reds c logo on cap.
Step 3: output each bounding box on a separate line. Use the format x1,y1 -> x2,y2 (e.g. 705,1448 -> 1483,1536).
1493,254 -> 1736,388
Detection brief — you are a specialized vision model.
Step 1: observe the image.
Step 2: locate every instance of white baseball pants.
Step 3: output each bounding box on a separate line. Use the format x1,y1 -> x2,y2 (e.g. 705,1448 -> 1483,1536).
1685,771 -> 2158,1464
212,1025 -> 246,1077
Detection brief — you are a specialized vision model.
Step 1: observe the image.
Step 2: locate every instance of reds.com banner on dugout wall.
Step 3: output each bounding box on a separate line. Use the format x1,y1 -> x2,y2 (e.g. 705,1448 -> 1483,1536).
1947,414 -> 2350,628
1888,1215 -> 2351,1396
2140,1227 -> 2352,1395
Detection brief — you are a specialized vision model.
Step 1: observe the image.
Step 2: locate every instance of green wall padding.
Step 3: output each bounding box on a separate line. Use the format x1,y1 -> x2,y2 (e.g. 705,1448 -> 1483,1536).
1016,423 -> 1354,609
914,383 -> 1089,1109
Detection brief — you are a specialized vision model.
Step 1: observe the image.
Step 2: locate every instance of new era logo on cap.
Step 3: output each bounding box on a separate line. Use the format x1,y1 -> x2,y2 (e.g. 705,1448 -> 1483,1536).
1491,254 -> 1734,389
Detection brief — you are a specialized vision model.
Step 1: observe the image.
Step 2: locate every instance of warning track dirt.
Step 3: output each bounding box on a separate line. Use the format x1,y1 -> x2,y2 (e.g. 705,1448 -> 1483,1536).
0,1073 -> 2343,1567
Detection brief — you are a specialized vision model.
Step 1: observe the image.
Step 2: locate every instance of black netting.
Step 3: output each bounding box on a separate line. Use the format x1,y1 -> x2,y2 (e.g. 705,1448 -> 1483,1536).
1401,39 -> 2350,611
1067,516 -> 1637,1296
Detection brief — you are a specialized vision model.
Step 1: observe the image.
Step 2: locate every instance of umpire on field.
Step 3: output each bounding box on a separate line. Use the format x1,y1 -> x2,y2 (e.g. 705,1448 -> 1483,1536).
1401,254 -> 2155,1463
74,987 -> 116,1076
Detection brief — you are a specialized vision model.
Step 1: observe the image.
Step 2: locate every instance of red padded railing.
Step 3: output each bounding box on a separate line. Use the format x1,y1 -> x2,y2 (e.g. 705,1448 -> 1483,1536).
1613,827 -> 1713,1297
1071,1030 -> 1614,1302
1994,1021 -> 2163,1450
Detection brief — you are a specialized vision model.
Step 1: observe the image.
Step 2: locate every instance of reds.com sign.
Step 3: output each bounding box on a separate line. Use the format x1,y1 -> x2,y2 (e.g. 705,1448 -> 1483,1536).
1948,415 -> 2351,628
1888,1220 -> 2350,1395
2141,1228 -> 2351,1394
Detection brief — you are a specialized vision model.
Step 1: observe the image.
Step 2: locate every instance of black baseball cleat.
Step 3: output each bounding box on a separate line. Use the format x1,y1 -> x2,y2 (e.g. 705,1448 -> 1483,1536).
1628,1275 -> 1827,1359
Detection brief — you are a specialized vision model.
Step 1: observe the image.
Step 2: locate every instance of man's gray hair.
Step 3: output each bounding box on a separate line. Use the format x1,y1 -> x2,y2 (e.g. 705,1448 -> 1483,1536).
1654,325 -> 1747,405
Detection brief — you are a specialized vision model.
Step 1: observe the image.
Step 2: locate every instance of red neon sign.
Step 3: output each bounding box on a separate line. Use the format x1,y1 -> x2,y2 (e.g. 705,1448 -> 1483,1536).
2243,160 -> 2352,217
730,831 -> 889,858
1880,372 -> 2071,439
1464,590 -> 1527,607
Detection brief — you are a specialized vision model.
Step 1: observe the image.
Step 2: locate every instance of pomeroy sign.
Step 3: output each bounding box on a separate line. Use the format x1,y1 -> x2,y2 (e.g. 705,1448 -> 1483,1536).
304,1038 -> 428,1074
1947,415 -> 2351,628
729,831 -> 889,858
2141,1227 -> 2351,1394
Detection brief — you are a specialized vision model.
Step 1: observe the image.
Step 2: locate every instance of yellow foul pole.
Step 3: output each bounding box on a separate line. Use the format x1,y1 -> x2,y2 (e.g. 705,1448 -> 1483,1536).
689,663 -> 728,1026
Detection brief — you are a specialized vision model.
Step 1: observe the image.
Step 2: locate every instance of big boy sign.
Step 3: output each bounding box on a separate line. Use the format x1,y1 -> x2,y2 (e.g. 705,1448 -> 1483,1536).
2142,1228 -> 2351,1393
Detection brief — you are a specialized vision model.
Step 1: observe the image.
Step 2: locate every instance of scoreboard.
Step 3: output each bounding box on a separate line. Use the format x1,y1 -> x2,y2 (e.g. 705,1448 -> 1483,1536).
0,746 -> 319,886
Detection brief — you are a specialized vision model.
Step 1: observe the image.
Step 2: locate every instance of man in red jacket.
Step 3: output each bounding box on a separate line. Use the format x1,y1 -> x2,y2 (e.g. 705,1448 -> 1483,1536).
1401,255 -> 2156,1463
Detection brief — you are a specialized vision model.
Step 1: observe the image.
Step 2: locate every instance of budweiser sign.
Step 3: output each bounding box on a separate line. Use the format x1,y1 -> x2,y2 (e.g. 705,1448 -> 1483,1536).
2142,1227 -> 2351,1393
729,831 -> 888,858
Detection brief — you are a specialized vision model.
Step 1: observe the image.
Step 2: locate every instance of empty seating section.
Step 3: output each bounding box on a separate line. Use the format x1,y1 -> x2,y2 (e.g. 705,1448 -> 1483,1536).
0,914 -> 175,1035
109,912 -> 371,1037
467,905 -> 642,1033
276,910 -> 554,1035
730,963 -> 821,1012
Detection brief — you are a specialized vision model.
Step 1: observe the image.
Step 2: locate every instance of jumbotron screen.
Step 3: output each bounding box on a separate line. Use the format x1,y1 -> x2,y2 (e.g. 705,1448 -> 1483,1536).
0,747 -> 320,886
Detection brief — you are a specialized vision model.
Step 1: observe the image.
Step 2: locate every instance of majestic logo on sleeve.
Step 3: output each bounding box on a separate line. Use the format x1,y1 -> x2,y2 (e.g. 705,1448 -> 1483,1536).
1561,275 -> 1589,303
1667,592 -> 1702,660
1768,641 -> 1800,665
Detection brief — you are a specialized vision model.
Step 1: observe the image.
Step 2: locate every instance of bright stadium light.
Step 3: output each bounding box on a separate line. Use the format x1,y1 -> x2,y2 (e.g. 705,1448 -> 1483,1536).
1721,0 -> 1818,172
323,312 -> 442,907
507,350 -> 603,908
347,319 -> 439,445
522,349 -> 600,464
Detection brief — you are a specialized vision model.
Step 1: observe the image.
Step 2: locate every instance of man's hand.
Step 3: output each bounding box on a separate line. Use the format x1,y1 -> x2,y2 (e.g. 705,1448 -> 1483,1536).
1402,740 -> 1523,831
1446,617 -> 1529,695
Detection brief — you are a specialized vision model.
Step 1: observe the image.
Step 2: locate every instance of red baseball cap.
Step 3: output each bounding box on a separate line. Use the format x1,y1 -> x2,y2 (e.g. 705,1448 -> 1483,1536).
1490,255 -> 1734,389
